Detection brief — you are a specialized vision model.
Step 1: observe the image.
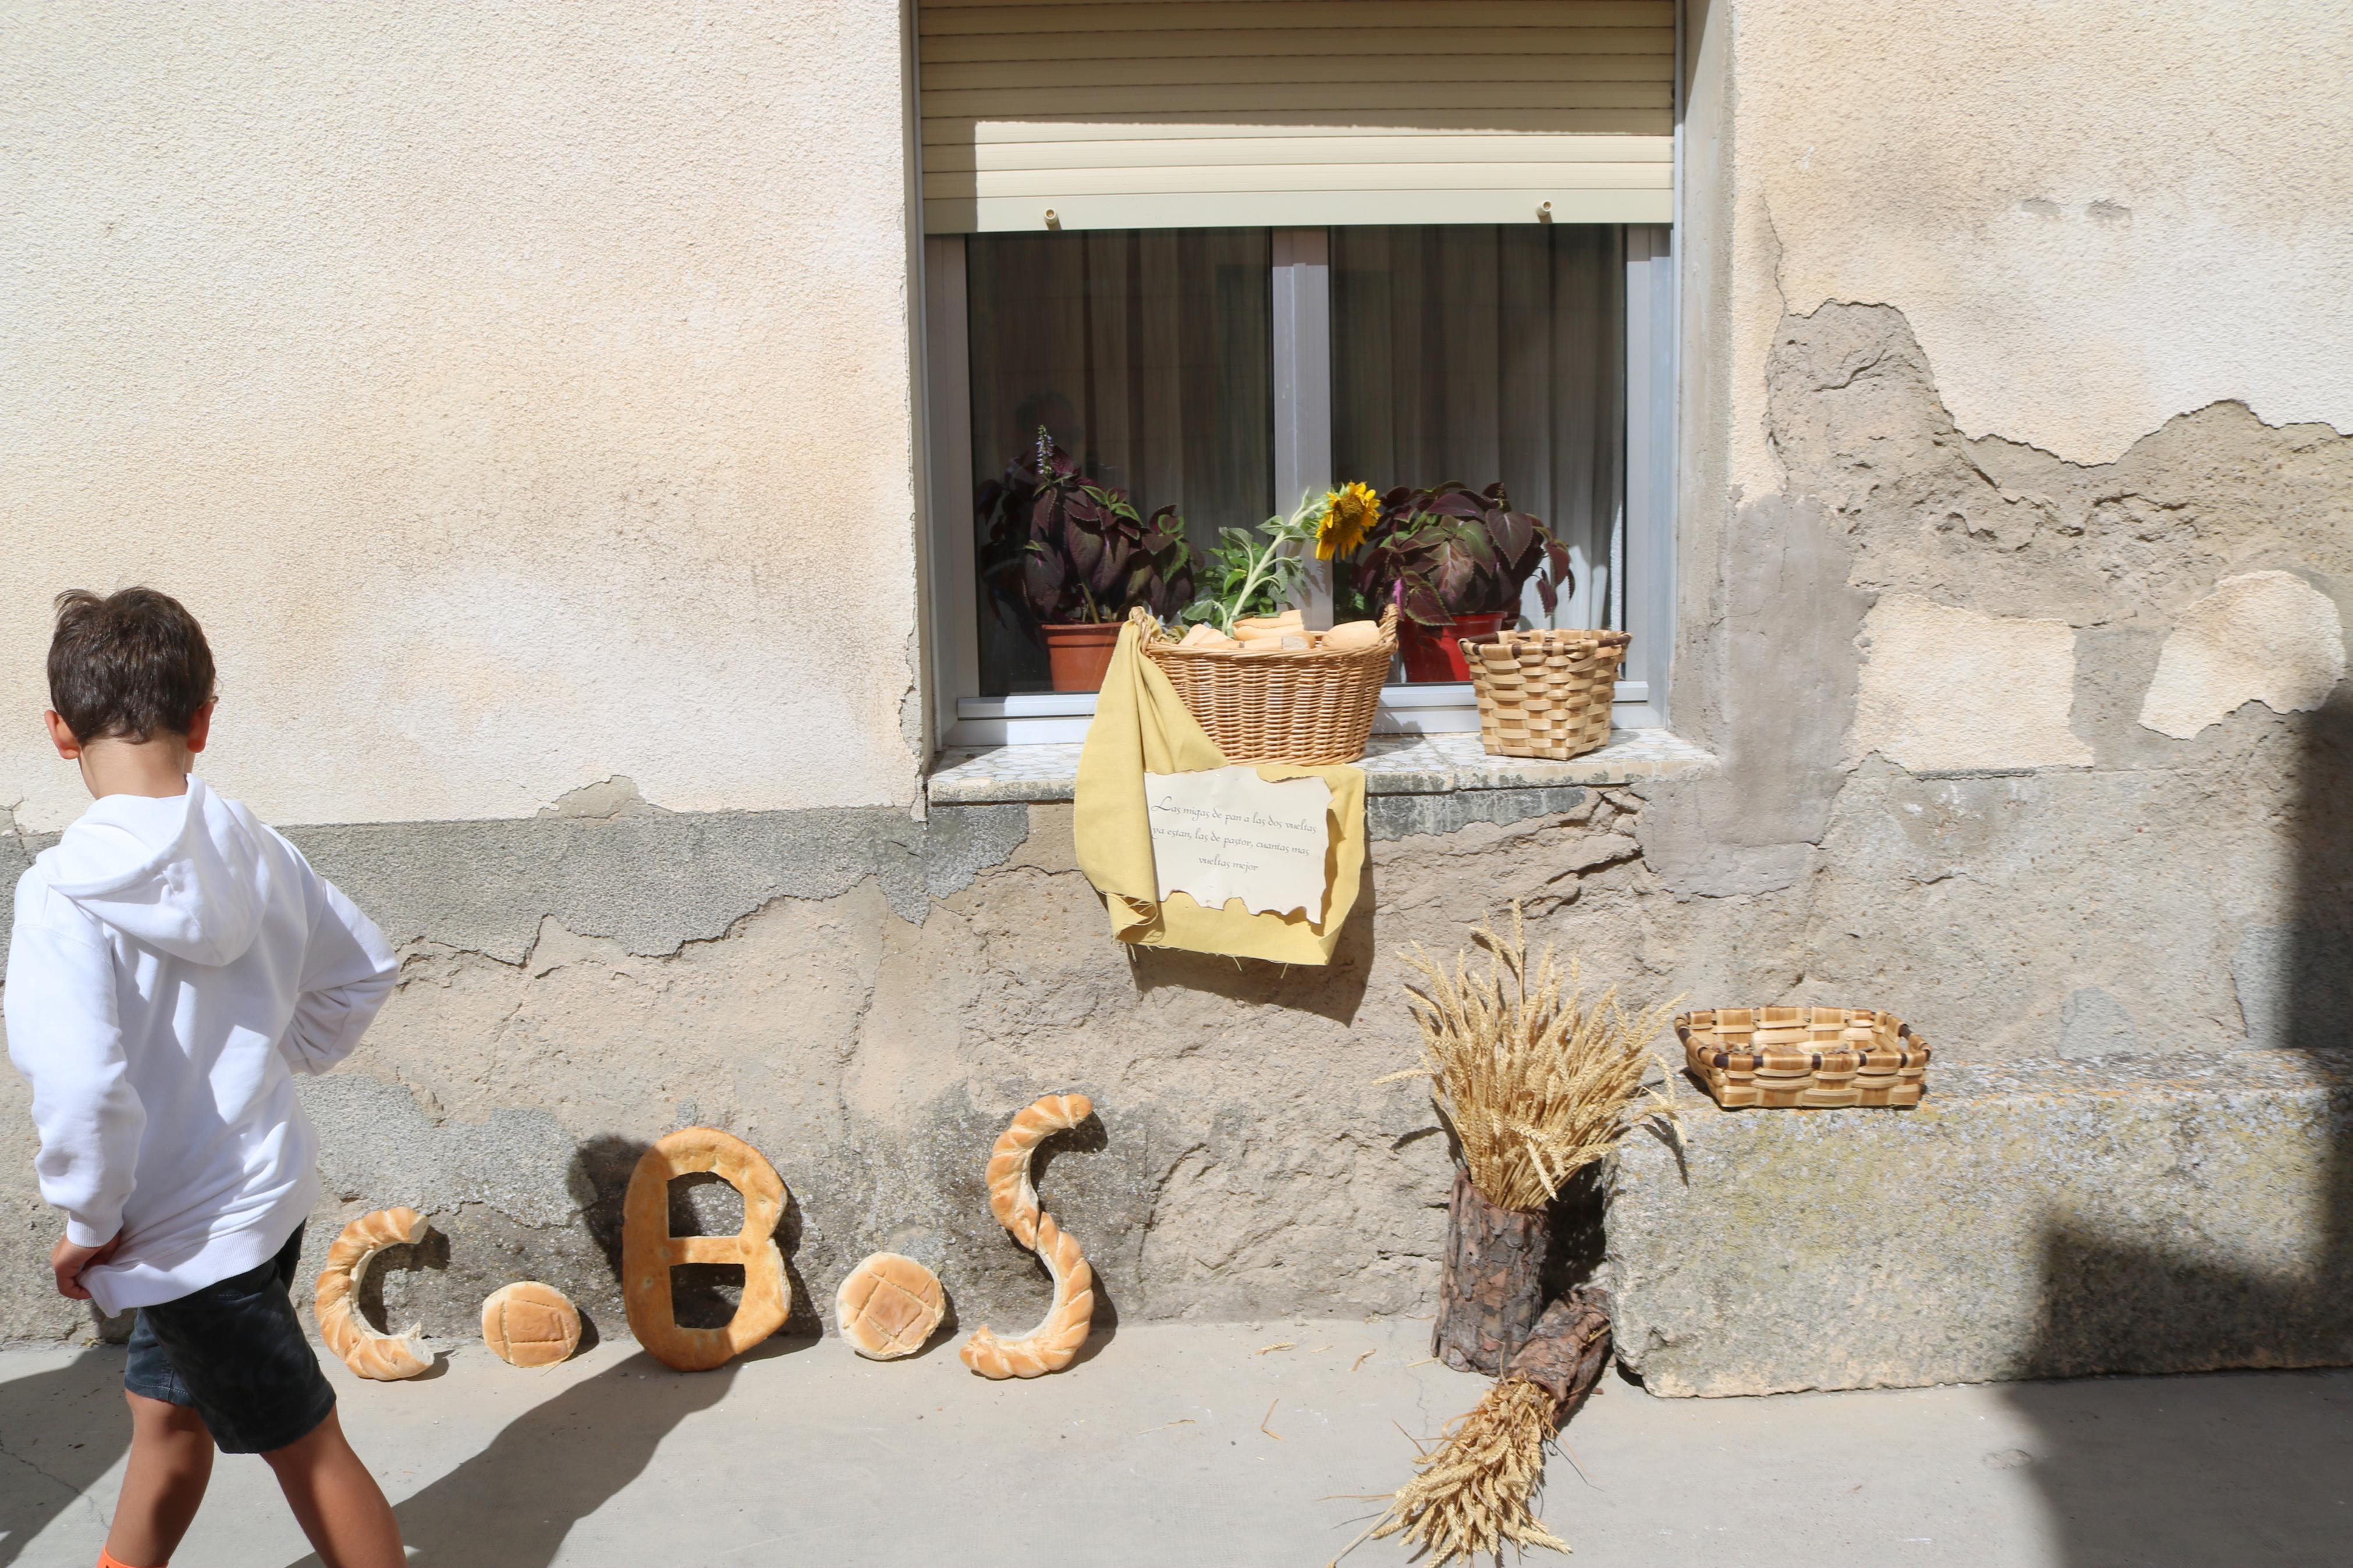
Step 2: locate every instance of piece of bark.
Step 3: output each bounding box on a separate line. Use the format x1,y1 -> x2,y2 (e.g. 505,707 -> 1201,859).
1503,1285 -> 1614,1423
1433,1169 -> 1549,1374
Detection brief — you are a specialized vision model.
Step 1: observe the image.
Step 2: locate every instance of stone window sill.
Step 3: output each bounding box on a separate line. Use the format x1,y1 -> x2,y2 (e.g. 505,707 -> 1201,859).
925,728 -> 1717,806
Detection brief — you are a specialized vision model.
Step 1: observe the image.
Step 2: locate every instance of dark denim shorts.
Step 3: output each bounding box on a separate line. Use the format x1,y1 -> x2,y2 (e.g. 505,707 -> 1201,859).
125,1224 -> 336,1455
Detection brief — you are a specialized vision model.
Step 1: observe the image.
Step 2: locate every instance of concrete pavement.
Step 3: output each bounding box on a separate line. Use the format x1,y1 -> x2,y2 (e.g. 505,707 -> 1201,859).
3,1316 -> 2349,1566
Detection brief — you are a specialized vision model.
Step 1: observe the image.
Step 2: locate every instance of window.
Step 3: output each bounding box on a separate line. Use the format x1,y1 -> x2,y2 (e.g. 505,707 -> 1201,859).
924,225 -> 1673,746
964,229 -> 1272,695
1331,225 -> 1628,637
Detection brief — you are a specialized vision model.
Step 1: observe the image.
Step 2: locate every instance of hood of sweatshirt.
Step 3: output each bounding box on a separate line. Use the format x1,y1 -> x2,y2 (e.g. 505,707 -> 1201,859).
37,777 -> 271,966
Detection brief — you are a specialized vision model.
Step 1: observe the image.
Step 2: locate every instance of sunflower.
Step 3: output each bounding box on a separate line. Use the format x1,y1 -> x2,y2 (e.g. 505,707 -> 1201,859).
1318,480 -> 1380,561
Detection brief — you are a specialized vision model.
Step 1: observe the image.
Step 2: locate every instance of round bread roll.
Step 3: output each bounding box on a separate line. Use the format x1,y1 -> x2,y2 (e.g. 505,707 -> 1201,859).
835,1253 -> 946,1360
1322,619 -> 1383,652
481,1282 -> 583,1368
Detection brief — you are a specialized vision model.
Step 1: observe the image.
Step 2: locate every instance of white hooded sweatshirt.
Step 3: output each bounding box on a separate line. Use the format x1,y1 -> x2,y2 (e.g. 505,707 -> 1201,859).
5,776 -> 396,1315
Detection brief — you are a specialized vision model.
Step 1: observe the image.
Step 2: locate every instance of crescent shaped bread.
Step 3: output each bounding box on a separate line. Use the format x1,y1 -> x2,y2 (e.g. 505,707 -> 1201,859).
985,1092 -> 1092,1249
480,1281 -> 583,1368
960,1210 -> 1094,1380
834,1252 -> 946,1360
314,1207 -> 436,1381
621,1127 -> 792,1372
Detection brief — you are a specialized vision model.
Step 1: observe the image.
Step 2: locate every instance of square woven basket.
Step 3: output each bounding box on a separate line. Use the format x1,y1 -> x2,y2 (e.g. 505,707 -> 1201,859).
1677,1007 -> 1930,1109
1461,628 -> 1631,761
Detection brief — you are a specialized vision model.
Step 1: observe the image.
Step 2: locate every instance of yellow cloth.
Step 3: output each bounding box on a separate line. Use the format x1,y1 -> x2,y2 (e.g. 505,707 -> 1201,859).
1074,623 -> 1366,964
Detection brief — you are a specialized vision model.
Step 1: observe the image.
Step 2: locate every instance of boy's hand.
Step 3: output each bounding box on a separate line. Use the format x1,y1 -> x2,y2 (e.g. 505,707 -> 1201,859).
51,1232 -> 123,1300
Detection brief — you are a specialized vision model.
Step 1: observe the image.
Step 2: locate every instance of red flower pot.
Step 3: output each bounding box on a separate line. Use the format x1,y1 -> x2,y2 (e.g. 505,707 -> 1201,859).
1040,621 -> 1124,692
1398,611 -> 1509,683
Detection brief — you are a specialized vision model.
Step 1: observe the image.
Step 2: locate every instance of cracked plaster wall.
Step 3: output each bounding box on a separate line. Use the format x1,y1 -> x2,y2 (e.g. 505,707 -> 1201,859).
5,791 -> 1678,1343
0,2 -> 928,832
1651,4 -> 2353,1069
5,3 -> 2353,1352
1718,1 -> 2353,485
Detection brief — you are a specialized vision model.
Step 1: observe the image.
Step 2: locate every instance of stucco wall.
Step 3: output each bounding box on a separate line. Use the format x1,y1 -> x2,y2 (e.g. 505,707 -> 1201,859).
0,1 -> 925,831
1721,1 -> 2353,488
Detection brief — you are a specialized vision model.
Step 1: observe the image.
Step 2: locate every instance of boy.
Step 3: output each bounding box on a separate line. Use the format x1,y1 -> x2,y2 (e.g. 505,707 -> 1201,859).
6,588 -> 406,1568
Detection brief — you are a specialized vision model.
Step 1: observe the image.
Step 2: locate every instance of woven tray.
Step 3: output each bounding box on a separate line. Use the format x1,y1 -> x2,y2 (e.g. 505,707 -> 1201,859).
1677,1007 -> 1929,1109
1461,628 -> 1630,761
1135,605 -> 1396,766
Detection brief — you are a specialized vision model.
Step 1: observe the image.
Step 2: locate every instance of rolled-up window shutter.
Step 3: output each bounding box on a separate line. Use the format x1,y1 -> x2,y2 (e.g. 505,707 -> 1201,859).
919,0 -> 1674,233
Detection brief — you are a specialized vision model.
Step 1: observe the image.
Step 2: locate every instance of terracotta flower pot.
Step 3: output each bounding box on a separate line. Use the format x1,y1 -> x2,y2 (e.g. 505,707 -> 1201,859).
1399,610 -> 1509,683
1040,621 -> 1123,692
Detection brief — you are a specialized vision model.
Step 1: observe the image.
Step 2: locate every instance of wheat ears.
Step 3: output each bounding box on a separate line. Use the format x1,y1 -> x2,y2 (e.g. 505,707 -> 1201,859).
1381,904 -> 1683,1212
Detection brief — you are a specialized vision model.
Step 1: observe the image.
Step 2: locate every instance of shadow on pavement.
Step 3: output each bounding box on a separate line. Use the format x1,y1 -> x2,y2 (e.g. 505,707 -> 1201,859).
2004,1369 -> 2353,1568
2010,690 -> 2353,1566
283,1352 -> 741,1568
0,1347 -> 130,1566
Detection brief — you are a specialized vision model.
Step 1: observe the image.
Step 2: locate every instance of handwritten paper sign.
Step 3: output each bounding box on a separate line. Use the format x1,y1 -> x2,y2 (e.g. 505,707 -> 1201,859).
1144,767 -> 1335,919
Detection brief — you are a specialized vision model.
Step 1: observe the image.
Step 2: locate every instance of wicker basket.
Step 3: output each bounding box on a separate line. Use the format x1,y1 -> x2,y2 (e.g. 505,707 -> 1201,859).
1460,628 -> 1630,762
1134,605 -> 1396,766
1678,1007 -> 1930,1109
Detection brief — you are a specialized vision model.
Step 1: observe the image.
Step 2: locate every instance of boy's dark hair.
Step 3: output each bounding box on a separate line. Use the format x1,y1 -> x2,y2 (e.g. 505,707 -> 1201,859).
47,587 -> 217,743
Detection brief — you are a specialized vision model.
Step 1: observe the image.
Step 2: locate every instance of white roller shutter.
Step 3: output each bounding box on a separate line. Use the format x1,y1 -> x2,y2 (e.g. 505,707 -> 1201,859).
918,0 -> 1674,232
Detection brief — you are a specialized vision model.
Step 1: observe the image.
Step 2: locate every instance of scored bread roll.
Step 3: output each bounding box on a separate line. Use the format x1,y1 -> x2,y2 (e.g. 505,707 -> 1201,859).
315,1208 -> 436,1382
480,1281 -> 583,1368
835,1253 -> 946,1360
1321,619 -> 1382,652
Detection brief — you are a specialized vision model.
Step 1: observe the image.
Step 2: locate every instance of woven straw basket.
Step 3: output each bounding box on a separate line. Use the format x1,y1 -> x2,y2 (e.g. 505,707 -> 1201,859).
1460,628 -> 1630,762
1678,1007 -> 1930,1109
1134,605 -> 1396,766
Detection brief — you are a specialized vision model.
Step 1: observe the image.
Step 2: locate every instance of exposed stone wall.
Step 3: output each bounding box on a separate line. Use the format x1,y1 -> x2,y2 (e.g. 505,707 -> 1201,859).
1649,298 -> 2353,1056
2,790 -> 1661,1345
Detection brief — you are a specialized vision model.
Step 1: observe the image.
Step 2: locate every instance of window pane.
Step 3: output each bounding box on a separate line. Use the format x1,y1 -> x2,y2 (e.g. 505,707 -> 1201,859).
966,229 -> 1273,695
1330,225 -> 1626,641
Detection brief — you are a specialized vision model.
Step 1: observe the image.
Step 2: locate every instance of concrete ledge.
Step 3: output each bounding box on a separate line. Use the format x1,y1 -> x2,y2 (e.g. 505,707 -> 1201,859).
1605,1051 -> 2353,1396
927,728 -> 1716,804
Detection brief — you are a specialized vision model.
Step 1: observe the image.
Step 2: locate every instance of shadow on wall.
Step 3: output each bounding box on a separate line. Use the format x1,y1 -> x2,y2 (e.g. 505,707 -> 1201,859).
572,1134 -> 822,1341
1124,852 -> 1378,1028
0,1347 -> 132,1567
2008,690 -> 2353,1566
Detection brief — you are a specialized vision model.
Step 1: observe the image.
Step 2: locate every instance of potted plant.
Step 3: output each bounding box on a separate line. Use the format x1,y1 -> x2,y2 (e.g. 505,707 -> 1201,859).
1340,482 -> 1571,683
978,430 -> 1198,692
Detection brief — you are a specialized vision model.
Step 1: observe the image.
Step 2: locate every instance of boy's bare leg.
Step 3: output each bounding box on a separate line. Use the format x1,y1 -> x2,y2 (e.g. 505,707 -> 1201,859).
107,1392 -> 215,1566
260,1407 -> 404,1568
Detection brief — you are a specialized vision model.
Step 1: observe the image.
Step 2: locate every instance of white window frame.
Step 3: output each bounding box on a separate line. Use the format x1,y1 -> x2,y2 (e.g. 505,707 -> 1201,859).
921,226 -> 1674,749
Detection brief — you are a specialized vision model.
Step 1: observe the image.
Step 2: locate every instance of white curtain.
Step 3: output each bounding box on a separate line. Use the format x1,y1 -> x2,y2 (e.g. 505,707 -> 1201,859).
1331,225 -> 1626,632
967,229 -> 1273,692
